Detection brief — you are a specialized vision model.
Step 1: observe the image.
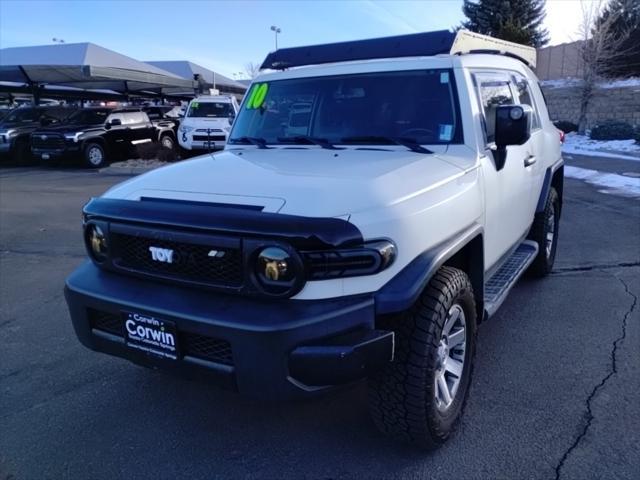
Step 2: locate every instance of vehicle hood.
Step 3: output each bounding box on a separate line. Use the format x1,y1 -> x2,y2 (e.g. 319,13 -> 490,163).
0,121 -> 36,131
181,117 -> 230,129
32,123 -> 103,134
103,148 -> 468,217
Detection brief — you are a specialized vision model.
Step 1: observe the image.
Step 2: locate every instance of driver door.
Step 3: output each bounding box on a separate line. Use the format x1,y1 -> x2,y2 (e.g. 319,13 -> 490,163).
473,71 -> 535,272
105,113 -> 129,154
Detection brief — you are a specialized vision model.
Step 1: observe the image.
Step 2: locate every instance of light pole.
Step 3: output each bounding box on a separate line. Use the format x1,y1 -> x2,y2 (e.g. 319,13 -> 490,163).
270,25 -> 281,50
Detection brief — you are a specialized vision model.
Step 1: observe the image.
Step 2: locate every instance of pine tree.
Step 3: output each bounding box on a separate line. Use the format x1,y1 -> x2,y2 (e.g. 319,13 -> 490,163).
595,0 -> 640,77
461,0 -> 550,47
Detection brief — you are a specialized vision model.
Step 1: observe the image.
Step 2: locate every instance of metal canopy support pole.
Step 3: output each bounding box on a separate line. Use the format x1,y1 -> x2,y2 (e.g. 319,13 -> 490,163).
18,65 -> 40,105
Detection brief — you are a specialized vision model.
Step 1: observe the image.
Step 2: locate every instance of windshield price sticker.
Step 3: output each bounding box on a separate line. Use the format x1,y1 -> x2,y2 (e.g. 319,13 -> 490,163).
245,83 -> 269,109
439,124 -> 453,141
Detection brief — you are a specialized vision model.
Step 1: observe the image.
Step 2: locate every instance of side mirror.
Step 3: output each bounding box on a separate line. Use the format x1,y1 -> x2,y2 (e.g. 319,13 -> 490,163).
493,105 -> 532,170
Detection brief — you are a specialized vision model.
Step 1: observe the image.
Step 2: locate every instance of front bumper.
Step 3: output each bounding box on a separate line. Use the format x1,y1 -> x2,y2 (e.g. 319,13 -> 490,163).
0,138 -> 12,153
65,262 -> 393,400
32,144 -> 80,160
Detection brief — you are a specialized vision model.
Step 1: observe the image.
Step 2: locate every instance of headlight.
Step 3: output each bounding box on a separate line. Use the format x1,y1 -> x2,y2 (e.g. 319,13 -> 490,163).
84,223 -> 108,262
64,132 -> 84,142
302,240 -> 396,280
253,246 -> 302,295
179,125 -> 194,133
5,129 -> 17,137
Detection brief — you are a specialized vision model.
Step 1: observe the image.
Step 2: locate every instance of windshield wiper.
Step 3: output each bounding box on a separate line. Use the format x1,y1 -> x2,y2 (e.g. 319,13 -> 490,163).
340,135 -> 434,154
231,136 -> 270,149
276,135 -> 342,150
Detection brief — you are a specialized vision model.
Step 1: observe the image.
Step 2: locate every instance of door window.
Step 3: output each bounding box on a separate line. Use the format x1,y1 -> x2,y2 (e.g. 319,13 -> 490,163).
512,73 -> 541,130
122,113 -> 143,125
474,73 -> 515,143
106,113 -> 125,125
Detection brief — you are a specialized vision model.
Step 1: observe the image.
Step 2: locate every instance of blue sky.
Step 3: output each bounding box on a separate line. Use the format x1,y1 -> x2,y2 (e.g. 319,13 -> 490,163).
0,0 -> 592,78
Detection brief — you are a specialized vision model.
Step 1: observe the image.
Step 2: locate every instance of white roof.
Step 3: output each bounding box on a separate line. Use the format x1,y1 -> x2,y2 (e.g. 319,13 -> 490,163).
451,30 -> 537,68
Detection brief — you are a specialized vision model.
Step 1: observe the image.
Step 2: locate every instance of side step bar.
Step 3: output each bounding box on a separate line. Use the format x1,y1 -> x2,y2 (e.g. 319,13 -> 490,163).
484,240 -> 538,316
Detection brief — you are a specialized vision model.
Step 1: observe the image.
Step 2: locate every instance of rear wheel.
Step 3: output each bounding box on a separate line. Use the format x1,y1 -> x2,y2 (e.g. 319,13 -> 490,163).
528,187 -> 559,276
160,134 -> 175,150
368,266 -> 477,449
84,142 -> 106,168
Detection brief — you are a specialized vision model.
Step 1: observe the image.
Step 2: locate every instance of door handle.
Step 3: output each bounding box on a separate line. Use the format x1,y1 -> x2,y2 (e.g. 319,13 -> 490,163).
524,155 -> 536,167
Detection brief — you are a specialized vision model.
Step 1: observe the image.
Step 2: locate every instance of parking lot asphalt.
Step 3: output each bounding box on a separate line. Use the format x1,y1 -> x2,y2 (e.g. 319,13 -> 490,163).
1,156 -> 639,480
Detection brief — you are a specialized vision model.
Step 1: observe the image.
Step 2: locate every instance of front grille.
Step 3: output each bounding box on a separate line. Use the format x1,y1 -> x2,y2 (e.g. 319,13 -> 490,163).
196,128 -> 224,133
31,134 -> 65,150
111,232 -> 243,287
87,309 -> 234,366
193,135 -> 226,141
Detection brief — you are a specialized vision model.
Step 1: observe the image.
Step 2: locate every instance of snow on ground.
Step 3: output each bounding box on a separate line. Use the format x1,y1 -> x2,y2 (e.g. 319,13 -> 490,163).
540,78 -> 582,88
562,133 -> 640,161
565,165 -> 640,199
540,77 -> 640,89
599,77 -> 640,89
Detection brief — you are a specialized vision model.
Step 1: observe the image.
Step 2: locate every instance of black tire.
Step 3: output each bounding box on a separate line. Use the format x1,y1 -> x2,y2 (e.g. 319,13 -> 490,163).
368,266 -> 477,449
83,142 -> 107,168
528,187 -> 559,276
160,134 -> 175,151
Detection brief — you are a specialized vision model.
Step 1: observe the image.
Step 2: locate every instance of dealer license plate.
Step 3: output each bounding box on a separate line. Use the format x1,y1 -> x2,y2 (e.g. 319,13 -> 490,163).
41,154 -> 50,160
123,311 -> 179,360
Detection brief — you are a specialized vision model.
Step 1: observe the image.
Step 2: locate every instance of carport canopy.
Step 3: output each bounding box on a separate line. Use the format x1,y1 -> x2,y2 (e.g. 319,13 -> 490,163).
0,42 -> 196,97
146,60 -> 247,95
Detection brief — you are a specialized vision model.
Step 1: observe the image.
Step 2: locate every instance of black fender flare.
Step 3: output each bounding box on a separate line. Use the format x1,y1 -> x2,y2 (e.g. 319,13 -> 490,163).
81,136 -> 107,151
536,157 -> 564,213
157,128 -> 175,142
375,223 -> 484,316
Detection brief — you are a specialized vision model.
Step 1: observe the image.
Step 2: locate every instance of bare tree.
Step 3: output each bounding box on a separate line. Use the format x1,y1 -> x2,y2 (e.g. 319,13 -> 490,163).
244,62 -> 261,80
576,0 -> 635,134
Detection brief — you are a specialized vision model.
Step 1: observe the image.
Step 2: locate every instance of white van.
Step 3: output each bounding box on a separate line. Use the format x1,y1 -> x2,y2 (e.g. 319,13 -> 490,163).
178,95 -> 239,152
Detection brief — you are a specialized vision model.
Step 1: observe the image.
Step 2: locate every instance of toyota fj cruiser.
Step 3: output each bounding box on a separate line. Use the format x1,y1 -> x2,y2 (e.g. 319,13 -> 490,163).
65,30 -> 564,448
32,108 -> 177,168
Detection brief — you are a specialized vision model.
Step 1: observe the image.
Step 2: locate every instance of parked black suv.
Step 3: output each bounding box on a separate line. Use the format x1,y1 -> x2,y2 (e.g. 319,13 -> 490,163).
0,106 -> 76,162
31,108 -> 178,168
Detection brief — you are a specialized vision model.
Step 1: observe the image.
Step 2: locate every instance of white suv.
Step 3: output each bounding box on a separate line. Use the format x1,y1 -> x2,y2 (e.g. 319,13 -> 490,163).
177,95 -> 239,152
65,30 -> 563,448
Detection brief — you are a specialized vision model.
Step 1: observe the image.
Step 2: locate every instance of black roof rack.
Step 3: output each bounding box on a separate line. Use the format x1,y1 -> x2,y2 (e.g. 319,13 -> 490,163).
260,30 -> 456,70
259,30 -> 537,71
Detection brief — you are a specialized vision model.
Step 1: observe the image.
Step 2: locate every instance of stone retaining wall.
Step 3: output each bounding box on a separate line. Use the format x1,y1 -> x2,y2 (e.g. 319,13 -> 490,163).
541,84 -> 640,128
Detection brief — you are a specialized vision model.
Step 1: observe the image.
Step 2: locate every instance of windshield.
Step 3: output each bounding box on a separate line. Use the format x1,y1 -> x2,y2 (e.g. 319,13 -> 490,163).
65,109 -> 110,125
187,102 -> 233,118
3,108 -> 40,123
229,69 -> 462,146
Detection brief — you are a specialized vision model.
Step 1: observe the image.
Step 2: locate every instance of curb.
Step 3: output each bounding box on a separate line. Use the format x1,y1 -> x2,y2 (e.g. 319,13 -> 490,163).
98,164 -> 167,176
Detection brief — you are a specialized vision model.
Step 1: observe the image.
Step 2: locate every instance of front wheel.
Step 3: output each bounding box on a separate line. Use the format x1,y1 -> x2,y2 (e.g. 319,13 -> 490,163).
368,266 -> 477,449
528,187 -> 560,276
84,142 -> 106,168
